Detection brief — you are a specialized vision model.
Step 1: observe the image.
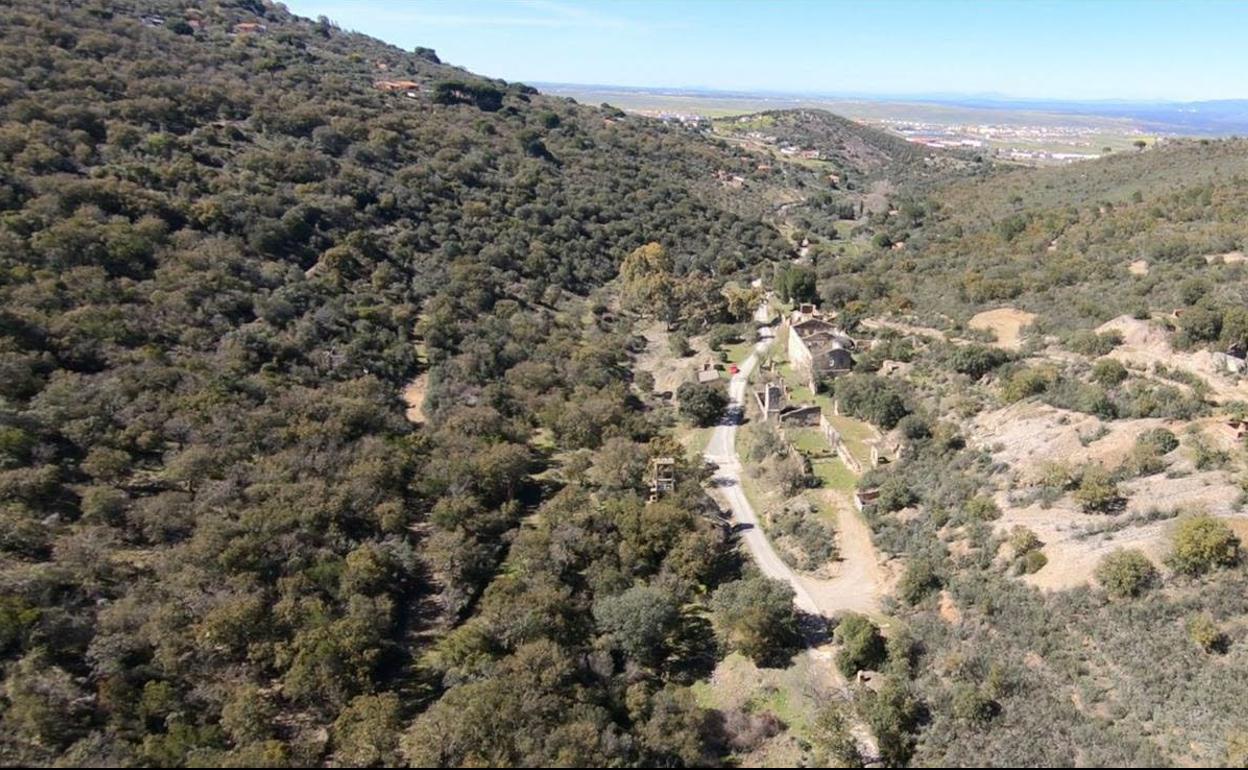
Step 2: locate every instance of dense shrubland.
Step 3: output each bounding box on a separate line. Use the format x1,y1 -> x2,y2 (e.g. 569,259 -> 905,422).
9,0 -> 1248,767
0,0 -> 809,764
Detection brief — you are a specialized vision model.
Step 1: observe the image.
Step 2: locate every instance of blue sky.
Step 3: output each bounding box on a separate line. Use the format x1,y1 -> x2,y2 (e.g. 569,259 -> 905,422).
286,1 -> 1248,101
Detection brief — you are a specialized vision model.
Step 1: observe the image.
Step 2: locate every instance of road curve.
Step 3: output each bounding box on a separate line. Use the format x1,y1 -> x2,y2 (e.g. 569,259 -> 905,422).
703,334 -> 823,616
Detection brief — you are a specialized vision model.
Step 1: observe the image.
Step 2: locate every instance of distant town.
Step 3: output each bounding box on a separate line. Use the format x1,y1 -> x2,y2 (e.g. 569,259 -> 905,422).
543,84 -> 1200,165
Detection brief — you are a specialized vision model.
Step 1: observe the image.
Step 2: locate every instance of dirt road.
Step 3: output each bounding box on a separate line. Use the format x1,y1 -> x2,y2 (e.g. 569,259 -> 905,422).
704,318 -> 884,618
704,337 -> 825,615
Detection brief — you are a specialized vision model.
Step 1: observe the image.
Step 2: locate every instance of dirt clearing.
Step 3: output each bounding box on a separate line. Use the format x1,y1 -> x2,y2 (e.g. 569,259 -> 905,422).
1128,259 -> 1149,276
969,400 -> 1173,480
1206,250 -> 1247,265
969,307 -> 1036,350
402,374 -> 428,424
1098,315 -> 1248,403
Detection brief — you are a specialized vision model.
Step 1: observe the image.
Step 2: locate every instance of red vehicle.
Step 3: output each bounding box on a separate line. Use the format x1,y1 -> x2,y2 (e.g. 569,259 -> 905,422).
728,364 -> 740,375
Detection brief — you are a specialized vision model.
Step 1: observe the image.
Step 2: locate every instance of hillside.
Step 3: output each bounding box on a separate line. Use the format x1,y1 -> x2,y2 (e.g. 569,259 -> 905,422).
0,0 -> 824,765
714,109 -> 982,187
9,1 -> 1248,768
795,135 -> 1248,335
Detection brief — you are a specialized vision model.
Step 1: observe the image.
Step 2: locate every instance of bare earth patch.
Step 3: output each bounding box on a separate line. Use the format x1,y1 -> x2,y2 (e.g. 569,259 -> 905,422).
973,399 -> 1246,590
693,650 -> 851,767
969,400 -> 1173,482
1128,259 -> 1150,276
1098,315 -> 1248,404
799,490 -> 891,616
402,373 -> 428,424
994,471 -> 1242,591
1205,250 -> 1247,265
634,320 -> 715,396
937,590 -> 962,624
969,307 -> 1037,350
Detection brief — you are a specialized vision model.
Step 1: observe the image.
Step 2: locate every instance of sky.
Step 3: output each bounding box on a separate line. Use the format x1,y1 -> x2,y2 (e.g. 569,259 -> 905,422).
285,0 -> 1248,102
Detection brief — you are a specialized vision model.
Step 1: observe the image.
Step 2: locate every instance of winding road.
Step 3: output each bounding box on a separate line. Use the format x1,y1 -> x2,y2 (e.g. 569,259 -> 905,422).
704,305 -> 885,619
704,335 -> 825,615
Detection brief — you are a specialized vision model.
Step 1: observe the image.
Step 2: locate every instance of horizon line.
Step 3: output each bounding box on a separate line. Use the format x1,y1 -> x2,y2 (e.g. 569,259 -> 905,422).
530,81 -> 1248,107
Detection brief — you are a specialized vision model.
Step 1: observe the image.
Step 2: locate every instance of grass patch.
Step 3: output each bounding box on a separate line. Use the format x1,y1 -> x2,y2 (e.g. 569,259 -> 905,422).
725,340 -> 756,366
811,456 -> 857,493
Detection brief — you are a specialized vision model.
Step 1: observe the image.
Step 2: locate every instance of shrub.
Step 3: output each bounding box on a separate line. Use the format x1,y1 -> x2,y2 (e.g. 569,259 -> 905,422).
592,586 -> 681,667
1067,329 -> 1123,356
951,683 -> 995,724
898,558 -> 942,605
1002,365 -> 1056,402
944,343 -> 1010,380
710,577 -> 800,665
1187,612 -> 1226,653
1008,526 -> 1042,556
963,495 -> 1001,521
1073,464 -> 1123,513
835,613 -> 886,677
1167,515 -> 1240,575
810,702 -> 863,767
668,333 -> 692,357
1095,549 -> 1158,598
706,324 -> 741,351
897,414 -> 932,441
1137,427 -> 1179,454
1016,549 -> 1048,575
1091,358 -> 1128,386
676,381 -> 727,427
1119,441 -> 1167,478
873,476 -> 918,513
833,375 -> 910,429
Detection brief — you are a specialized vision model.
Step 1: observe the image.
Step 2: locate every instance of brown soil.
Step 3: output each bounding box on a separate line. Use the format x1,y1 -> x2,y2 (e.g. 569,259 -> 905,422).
402,374 -> 428,424
969,307 -> 1037,350
1098,315 -> 1248,404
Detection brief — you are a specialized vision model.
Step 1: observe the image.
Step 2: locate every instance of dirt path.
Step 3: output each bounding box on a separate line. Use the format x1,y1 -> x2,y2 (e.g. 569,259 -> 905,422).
705,312 -> 885,617
804,490 -> 886,615
705,336 -> 825,613
860,316 -> 950,342
402,373 -> 428,423
704,299 -> 881,760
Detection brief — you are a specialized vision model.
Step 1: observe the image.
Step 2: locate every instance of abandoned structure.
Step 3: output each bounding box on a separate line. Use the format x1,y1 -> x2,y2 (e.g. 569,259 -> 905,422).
754,381 -> 785,421
787,306 -> 855,390
853,486 -> 881,511
648,457 -> 676,501
752,378 -> 823,426
696,361 -> 720,383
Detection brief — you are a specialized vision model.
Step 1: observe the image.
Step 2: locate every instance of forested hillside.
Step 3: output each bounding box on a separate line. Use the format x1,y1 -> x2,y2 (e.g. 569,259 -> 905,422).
807,136 -> 1248,335
0,0 -> 814,765
10,1 -> 1248,768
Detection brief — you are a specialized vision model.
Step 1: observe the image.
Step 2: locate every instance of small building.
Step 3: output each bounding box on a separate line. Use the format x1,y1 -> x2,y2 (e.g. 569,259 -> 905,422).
777,404 -> 822,427
853,486 -> 880,511
649,457 -> 677,501
753,381 -> 785,421
696,361 -> 720,383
